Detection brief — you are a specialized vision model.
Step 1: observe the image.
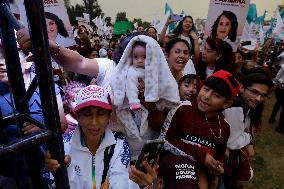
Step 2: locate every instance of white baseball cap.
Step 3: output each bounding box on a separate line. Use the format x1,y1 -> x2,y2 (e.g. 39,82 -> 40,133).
74,85 -> 112,112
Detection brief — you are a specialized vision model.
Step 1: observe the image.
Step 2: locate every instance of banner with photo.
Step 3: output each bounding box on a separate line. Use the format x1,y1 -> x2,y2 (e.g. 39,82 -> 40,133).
16,0 -> 75,48
205,0 -> 251,51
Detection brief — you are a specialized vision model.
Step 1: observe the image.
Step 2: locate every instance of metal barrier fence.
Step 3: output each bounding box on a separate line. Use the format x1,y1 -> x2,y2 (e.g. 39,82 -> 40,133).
0,0 -> 70,188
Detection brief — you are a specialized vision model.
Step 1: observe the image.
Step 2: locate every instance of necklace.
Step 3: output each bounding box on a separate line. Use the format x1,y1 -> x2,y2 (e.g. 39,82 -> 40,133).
205,115 -> 222,139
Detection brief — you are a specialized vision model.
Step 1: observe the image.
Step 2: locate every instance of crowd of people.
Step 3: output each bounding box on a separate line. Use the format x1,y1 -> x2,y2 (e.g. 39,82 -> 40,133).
0,11 -> 284,189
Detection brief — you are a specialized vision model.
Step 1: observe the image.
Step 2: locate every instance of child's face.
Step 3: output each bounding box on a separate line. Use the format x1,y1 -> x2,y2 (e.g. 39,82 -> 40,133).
179,79 -> 197,101
132,45 -> 146,68
197,85 -> 231,117
77,106 -> 110,141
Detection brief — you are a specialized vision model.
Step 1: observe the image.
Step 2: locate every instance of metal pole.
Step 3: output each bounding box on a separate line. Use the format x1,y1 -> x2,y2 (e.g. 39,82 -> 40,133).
0,1 -> 47,188
23,0 -> 70,188
0,130 -> 53,159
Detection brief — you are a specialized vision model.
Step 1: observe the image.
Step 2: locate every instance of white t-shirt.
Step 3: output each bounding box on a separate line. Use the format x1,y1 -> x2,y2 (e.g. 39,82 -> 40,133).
95,58 -> 116,91
179,34 -> 192,47
183,59 -> 196,75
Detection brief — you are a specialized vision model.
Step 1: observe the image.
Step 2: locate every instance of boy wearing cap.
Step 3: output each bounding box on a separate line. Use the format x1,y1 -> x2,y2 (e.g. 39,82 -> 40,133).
159,70 -> 240,189
45,85 -> 130,189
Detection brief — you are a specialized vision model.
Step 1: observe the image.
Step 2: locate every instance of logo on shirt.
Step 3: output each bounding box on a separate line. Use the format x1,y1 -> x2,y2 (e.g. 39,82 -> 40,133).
74,165 -> 82,176
183,134 -> 216,149
175,163 -> 196,180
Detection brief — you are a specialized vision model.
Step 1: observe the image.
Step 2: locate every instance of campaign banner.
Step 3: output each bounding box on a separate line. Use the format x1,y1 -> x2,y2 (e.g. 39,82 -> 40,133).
76,13 -> 92,33
205,0 -> 251,51
16,0 -> 75,47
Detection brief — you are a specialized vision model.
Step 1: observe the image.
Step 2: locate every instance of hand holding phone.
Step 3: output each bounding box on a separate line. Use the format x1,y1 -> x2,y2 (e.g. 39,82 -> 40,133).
135,139 -> 165,172
170,14 -> 183,22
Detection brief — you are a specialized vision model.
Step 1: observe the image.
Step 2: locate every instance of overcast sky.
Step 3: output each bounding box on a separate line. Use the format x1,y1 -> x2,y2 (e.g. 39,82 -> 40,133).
70,0 -> 283,22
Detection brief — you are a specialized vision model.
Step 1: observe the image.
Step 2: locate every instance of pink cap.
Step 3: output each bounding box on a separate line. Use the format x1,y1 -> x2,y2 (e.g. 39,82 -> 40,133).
74,85 -> 112,112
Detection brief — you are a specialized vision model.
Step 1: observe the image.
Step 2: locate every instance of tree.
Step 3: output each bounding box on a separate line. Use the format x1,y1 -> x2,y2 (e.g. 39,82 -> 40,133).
66,0 -> 111,26
142,21 -> 151,28
104,17 -> 112,26
116,12 -> 128,22
66,4 -> 86,26
132,18 -> 151,29
82,0 -> 102,20
133,18 -> 143,26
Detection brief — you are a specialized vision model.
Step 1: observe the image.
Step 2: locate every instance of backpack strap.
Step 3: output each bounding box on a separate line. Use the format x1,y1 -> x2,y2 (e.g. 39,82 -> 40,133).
101,144 -> 115,185
101,132 -> 125,185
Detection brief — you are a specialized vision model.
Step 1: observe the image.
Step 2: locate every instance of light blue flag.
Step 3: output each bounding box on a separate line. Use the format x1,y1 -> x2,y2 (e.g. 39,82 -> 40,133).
165,3 -> 173,14
281,10 -> 284,19
265,18 -> 276,38
256,10 -> 267,25
247,3 -> 257,24
165,3 -> 176,32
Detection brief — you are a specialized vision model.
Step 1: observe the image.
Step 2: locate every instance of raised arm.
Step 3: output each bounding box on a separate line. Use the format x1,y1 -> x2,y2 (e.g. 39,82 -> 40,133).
16,28 -> 100,77
189,31 -> 200,63
159,16 -> 175,44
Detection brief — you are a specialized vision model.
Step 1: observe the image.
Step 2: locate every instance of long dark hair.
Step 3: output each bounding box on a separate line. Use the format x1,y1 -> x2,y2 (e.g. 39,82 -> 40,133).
164,38 -> 191,55
45,12 -> 68,37
172,15 -> 196,36
197,37 -> 233,79
211,11 -> 238,42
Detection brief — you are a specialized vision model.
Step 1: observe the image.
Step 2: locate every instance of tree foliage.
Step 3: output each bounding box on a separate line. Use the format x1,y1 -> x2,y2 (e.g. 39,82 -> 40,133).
65,0 -> 149,28
115,12 -> 150,29
132,18 -> 151,28
65,0 -> 111,26
115,12 -> 128,22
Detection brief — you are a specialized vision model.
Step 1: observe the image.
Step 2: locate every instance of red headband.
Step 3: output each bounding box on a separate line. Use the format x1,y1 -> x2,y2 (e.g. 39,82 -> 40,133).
208,70 -> 240,98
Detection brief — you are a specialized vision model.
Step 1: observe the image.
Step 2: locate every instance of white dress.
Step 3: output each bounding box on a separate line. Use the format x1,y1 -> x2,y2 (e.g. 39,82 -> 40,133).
126,66 -> 144,105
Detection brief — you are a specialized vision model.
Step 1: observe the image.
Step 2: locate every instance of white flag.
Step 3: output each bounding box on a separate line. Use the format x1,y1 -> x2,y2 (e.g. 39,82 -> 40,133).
259,24 -> 265,45
83,13 -> 90,23
273,9 -> 284,40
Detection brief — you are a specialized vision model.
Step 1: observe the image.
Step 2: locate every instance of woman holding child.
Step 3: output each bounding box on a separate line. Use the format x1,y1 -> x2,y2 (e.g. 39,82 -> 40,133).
17,29 -> 172,188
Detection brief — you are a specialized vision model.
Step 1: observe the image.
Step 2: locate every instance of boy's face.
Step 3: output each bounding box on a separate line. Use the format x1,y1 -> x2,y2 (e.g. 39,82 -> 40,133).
240,83 -> 269,109
197,85 -> 232,117
77,106 -> 110,141
132,45 -> 146,68
179,79 -> 197,101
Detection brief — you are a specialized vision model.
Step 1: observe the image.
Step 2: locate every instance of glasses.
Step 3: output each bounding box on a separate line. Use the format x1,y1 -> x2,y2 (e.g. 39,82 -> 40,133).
246,87 -> 268,99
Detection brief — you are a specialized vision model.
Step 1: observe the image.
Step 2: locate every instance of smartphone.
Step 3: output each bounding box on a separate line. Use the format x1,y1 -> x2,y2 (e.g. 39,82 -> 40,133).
171,14 -> 183,22
135,139 -> 165,172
